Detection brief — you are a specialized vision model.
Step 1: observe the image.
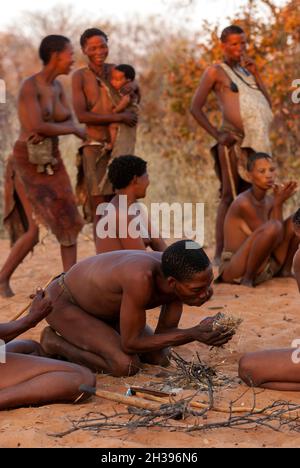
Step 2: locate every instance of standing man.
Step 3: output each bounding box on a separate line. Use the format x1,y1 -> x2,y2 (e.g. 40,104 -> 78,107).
72,28 -> 138,252
190,25 -> 273,264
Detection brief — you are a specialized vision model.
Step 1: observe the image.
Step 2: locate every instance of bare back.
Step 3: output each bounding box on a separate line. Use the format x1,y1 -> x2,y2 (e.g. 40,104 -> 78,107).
63,251 -> 170,319
97,197 -> 152,254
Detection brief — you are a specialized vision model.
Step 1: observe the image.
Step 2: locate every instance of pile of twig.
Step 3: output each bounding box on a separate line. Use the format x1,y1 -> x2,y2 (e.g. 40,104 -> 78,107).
150,351 -> 236,395
48,352 -> 300,439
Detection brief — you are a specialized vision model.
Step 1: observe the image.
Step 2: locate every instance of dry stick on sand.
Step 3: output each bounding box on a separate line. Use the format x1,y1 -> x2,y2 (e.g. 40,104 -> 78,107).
10,275 -> 58,322
129,386 -> 300,420
51,365 -> 300,438
50,395 -> 300,438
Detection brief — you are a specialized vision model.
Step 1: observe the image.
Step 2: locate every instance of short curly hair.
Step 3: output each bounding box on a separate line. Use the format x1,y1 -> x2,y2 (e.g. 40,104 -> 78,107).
220,25 -> 245,43
161,240 -> 210,281
115,64 -> 136,81
80,28 -> 108,48
39,35 -> 70,65
108,155 -> 147,190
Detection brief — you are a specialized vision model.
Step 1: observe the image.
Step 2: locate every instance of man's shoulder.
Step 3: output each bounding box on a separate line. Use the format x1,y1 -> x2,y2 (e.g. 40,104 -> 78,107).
121,252 -> 161,286
201,63 -> 225,83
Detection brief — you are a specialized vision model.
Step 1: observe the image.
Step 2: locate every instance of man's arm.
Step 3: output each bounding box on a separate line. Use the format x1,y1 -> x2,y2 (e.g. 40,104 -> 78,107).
119,277 -> 234,354
72,70 -> 137,127
190,66 -> 220,140
0,290 -> 52,343
190,66 -> 236,146
155,301 -> 183,334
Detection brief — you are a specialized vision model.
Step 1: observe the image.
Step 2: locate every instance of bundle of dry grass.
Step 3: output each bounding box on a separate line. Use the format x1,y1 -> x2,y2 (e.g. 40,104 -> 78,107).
212,312 -> 243,334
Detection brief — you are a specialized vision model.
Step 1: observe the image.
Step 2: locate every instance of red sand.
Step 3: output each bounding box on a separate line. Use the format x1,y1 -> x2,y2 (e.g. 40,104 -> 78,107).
1,233 -> 300,448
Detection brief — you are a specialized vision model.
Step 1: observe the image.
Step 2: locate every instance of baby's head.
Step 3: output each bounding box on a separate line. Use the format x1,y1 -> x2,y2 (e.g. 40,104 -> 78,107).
110,64 -> 136,91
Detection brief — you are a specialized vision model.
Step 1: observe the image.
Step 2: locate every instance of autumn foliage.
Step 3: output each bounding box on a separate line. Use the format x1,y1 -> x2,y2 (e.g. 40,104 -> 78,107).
140,0 -> 300,167
0,0 -> 299,241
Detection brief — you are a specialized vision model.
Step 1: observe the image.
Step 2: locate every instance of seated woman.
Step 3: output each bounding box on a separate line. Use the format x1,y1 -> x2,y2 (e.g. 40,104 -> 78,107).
238,209 -> 300,391
0,289 -> 95,410
216,152 -> 297,288
97,155 -> 167,253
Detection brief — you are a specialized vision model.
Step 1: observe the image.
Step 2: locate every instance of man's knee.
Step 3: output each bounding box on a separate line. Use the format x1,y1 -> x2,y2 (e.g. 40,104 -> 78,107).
238,354 -> 260,387
110,354 -> 141,377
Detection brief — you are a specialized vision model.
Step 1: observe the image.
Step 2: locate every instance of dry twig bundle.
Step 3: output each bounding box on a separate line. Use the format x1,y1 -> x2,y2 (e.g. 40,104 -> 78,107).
212,312 -> 243,334
150,351 -> 237,394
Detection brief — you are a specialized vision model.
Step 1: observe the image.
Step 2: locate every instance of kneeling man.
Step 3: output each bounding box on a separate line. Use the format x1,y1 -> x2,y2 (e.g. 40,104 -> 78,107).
41,240 -> 234,376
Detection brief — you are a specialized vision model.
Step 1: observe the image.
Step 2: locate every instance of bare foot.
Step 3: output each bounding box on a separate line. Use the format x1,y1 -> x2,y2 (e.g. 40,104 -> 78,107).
40,326 -> 65,358
240,278 -> 255,288
0,281 -> 15,298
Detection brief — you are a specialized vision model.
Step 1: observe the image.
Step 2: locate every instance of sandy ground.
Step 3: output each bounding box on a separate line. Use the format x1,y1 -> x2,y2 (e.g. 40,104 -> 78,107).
1,232 -> 300,448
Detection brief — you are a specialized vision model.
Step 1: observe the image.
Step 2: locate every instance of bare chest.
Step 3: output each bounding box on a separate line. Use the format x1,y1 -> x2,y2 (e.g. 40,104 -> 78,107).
36,84 -> 70,122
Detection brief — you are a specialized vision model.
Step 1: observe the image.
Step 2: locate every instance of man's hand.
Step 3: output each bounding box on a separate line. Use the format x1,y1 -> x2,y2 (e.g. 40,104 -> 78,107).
242,55 -> 259,76
26,289 -> 53,327
119,111 -> 138,127
273,181 -> 298,204
194,315 -> 235,347
217,131 -> 237,147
